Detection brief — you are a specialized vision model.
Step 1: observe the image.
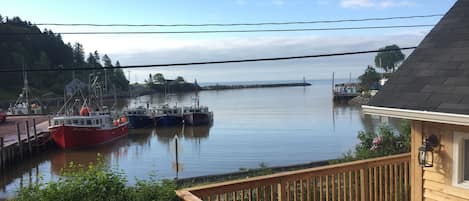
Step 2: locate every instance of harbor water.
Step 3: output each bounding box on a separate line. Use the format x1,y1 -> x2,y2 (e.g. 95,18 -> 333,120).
0,79 -> 400,198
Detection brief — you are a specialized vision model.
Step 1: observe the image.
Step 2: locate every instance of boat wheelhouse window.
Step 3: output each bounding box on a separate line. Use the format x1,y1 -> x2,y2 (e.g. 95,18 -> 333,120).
66,120 -> 72,125
80,119 -> 84,125
95,119 -> 100,125
54,120 -> 59,125
72,119 -> 78,124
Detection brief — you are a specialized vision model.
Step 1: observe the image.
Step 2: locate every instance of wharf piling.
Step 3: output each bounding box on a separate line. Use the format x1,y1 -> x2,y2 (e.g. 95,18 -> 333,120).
0,116 -> 53,172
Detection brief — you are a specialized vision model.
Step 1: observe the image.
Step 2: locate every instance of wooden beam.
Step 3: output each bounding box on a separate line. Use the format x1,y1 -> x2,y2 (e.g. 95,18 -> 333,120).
411,120 -> 423,201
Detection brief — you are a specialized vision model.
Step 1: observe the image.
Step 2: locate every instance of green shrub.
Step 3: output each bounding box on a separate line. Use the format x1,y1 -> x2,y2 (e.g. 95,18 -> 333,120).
332,120 -> 411,164
10,155 -> 177,201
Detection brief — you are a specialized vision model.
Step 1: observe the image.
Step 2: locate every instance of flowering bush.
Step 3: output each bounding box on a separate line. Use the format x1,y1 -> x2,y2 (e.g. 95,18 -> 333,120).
334,121 -> 411,163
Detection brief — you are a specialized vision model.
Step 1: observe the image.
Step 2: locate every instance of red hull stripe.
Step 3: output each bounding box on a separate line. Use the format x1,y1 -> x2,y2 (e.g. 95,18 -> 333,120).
49,124 -> 129,149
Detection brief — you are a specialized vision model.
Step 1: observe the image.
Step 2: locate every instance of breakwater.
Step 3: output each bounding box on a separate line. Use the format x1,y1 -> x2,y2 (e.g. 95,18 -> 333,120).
200,82 -> 311,90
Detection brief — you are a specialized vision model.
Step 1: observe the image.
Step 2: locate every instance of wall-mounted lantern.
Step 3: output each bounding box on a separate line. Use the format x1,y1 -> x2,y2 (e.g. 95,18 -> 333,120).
418,135 -> 439,167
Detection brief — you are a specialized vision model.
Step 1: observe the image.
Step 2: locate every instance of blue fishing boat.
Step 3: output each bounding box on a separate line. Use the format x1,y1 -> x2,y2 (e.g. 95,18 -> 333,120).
125,106 -> 155,129
183,96 -> 213,126
155,104 -> 183,127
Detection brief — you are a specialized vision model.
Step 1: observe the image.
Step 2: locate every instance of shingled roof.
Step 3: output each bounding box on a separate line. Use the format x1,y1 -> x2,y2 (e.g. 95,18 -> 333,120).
366,0 -> 469,115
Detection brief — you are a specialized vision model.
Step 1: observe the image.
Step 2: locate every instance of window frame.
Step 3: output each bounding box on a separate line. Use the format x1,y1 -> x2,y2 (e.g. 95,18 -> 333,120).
453,131 -> 469,189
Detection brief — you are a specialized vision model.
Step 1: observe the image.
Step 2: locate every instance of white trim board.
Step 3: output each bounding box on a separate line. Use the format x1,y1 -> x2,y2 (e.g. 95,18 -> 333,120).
362,105 -> 469,126
452,131 -> 469,189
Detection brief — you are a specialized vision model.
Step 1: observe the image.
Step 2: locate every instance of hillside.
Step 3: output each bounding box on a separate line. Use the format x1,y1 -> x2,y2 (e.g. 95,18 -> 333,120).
0,14 -> 128,100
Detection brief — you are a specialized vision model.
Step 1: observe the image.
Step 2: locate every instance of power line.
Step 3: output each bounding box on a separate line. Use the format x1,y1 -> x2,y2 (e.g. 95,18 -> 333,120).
0,24 -> 434,35
0,47 -> 417,73
34,14 -> 443,27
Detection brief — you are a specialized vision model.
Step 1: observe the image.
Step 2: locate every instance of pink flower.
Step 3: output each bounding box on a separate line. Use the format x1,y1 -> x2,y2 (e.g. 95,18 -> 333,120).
372,136 -> 383,145
371,136 -> 383,151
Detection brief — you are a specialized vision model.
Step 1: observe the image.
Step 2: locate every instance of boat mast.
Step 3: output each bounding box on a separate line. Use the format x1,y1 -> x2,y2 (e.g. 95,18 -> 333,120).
23,64 -> 30,114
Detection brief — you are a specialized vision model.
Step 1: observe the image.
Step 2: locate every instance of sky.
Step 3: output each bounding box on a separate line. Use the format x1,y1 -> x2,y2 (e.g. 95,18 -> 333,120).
0,0 -> 457,83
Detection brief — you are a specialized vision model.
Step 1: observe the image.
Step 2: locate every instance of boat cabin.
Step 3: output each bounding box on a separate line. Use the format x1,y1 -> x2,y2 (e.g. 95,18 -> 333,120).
52,116 -> 113,128
156,105 -> 182,115
125,107 -> 152,116
183,106 -> 210,113
363,1 -> 469,200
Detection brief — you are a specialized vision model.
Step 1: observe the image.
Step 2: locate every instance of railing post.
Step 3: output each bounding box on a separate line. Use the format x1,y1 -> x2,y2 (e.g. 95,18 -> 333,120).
278,181 -> 285,201
360,169 -> 369,201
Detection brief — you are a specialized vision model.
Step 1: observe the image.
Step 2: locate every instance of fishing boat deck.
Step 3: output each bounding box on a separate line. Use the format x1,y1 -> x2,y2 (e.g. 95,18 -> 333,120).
0,115 -> 49,146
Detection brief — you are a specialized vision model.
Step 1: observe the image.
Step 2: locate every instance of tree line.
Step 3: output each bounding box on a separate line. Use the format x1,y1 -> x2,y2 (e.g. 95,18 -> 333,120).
0,14 -> 128,99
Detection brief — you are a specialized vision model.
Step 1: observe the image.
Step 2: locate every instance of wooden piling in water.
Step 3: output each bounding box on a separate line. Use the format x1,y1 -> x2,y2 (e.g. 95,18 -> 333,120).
26,121 -> 32,156
33,118 -> 38,146
17,123 -> 23,159
1,137 -> 4,170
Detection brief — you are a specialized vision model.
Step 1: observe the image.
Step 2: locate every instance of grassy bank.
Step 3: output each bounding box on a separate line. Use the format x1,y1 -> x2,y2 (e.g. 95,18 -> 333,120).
10,156 -> 177,201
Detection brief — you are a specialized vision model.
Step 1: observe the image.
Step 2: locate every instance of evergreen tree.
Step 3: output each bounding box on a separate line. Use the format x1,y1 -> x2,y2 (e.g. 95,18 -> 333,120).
102,54 -> 113,67
73,43 -> 85,67
94,50 -> 101,66
86,53 -> 97,67
0,14 -> 129,97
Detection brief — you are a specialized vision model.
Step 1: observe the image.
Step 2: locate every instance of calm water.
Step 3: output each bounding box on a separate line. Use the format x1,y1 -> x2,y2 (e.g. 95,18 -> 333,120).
0,80 -> 399,198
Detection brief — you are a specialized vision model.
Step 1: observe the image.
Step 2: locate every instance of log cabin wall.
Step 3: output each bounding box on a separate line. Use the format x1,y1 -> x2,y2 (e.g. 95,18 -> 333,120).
411,120 -> 469,201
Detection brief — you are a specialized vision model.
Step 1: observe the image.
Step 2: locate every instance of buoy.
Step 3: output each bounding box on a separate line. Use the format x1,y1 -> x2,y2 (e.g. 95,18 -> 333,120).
79,107 -> 90,116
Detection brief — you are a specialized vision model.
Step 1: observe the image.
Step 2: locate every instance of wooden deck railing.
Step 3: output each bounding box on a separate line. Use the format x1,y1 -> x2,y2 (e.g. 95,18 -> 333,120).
176,153 -> 410,201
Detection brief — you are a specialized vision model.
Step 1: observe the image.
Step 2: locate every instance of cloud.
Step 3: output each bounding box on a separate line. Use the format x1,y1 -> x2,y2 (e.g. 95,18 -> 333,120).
378,0 -> 416,8
272,0 -> 285,6
94,32 -> 427,83
340,0 -> 416,8
341,0 -> 374,8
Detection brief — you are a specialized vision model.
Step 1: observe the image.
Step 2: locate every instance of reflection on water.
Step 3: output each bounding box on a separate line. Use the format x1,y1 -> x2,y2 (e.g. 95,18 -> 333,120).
1,80 -> 399,198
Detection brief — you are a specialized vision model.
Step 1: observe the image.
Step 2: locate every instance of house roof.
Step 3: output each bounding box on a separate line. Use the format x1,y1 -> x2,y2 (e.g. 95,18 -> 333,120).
366,0 -> 469,116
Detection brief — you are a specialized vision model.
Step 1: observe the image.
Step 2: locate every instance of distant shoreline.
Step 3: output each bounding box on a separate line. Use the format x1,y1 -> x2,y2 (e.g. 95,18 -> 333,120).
200,82 -> 311,90
0,82 -> 312,107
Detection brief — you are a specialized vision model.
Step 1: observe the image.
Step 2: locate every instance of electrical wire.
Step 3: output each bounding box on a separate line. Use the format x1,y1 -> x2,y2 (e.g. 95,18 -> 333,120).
0,47 -> 417,73
0,24 -> 434,35
33,14 -> 443,27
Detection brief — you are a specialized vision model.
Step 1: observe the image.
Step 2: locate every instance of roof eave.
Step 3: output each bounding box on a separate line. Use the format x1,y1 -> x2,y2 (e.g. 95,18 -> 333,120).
362,105 -> 469,126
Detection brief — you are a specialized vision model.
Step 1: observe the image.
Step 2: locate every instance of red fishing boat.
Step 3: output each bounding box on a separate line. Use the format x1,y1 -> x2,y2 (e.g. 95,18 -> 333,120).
49,74 -> 129,149
49,108 -> 129,149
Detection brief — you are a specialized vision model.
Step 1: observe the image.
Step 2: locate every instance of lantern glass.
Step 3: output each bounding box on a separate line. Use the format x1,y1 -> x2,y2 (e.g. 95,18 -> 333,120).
418,135 -> 438,168
418,148 -> 426,166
